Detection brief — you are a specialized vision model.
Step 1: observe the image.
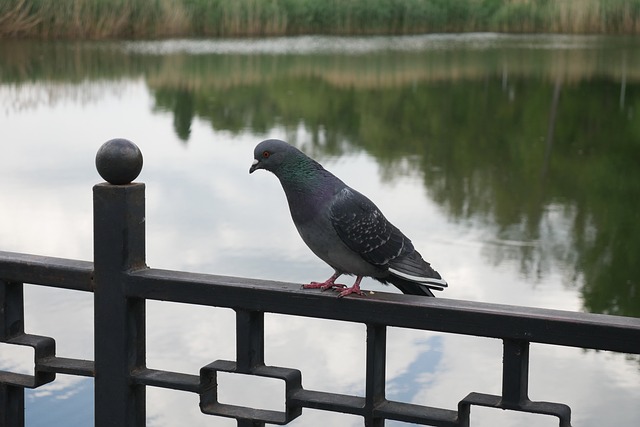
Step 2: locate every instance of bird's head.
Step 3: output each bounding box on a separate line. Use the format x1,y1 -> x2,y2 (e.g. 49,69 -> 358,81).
249,139 -> 300,175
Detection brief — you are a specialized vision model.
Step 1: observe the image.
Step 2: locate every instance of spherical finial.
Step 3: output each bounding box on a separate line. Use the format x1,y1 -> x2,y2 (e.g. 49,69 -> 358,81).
95,138 -> 143,185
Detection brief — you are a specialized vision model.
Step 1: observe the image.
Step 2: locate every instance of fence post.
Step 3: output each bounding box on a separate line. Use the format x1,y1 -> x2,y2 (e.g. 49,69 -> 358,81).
365,324 -> 386,427
93,139 -> 146,427
501,339 -> 530,408
0,281 -> 25,427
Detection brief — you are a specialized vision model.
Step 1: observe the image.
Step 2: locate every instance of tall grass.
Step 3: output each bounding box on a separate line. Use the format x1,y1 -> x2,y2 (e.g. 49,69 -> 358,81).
1,0 -> 640,39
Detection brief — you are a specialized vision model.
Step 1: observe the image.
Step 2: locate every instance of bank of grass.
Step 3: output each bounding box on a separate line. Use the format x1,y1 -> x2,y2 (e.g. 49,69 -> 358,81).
1,0 -> 640,39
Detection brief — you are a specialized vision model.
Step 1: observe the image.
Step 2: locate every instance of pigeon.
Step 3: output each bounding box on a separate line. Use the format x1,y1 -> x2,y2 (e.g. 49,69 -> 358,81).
249,139 -> 447,297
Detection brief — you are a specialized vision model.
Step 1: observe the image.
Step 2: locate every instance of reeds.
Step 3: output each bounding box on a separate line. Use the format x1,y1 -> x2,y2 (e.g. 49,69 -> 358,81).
1,0 -> 640,39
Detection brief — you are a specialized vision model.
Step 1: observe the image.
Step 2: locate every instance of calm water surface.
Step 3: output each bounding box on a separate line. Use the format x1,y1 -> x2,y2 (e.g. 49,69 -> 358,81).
0,34 -> 639,426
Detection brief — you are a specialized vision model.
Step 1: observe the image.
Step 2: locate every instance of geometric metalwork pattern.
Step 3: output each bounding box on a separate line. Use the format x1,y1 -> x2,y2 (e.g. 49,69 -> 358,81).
457,339 -> 572,427
458,392 -> 571,427
199,309 -> 303,424
0,334 -> 56,389
200,360 -> 302,424
0,281 -> 56,389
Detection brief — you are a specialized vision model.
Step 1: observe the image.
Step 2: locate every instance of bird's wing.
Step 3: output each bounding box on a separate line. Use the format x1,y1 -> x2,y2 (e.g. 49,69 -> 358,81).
329,187 -> 411,266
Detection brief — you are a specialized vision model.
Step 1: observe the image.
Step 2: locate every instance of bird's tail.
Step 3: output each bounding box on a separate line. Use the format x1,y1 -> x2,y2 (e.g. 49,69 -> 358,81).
385,274 -> 436,297
386,250 -> 448,297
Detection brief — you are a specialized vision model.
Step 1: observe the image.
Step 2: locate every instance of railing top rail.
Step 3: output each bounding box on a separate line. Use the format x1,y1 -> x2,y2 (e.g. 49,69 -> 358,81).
128,267 -> 640,355
2,250 -> 639,355
0,250 -> 93,292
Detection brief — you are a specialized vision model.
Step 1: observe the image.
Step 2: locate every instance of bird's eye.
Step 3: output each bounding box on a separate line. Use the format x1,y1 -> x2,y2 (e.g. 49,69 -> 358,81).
262,151 -> 270,158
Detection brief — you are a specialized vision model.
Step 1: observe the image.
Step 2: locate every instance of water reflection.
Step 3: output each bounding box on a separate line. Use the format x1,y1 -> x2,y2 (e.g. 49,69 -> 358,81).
1,35 -> 639,427
1,36 -> 639,314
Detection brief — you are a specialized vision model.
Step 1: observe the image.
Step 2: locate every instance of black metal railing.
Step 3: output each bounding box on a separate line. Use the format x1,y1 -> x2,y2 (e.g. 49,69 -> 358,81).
1,139 -> 640,427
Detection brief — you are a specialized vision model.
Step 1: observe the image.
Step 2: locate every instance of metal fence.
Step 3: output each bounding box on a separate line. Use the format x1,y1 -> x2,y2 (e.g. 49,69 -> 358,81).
1,140 -> 640,427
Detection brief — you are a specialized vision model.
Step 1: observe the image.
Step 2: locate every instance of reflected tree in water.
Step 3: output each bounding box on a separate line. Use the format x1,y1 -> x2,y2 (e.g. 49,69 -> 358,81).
147,70 -> 639,317
153,87 -> 195,142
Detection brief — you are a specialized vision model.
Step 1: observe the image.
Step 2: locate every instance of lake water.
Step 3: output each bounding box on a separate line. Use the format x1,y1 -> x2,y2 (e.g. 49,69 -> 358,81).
0,34 -> 638,426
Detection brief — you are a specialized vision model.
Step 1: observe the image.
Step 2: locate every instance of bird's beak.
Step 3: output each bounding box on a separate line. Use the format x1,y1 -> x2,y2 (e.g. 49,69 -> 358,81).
249,158 -> 260,174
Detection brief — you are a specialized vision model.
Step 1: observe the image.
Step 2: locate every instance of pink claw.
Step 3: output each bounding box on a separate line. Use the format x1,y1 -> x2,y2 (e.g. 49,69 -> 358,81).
302,274 -> 366,297
302,272 -> 346,291
337,276 -> 365,298
303,281 -> 347,291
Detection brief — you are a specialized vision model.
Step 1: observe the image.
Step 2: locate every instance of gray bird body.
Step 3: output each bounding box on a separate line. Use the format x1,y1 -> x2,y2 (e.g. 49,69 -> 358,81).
250,139 -> 447,297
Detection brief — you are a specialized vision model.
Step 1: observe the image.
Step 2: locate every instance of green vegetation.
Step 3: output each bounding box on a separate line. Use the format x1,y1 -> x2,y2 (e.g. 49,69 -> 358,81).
1,0 -> 640,39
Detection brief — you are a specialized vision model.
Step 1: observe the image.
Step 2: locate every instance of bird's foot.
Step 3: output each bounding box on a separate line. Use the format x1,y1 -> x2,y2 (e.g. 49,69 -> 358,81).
302,273 -> 345,292
335,276 -> 365,298
302,281 -> 347,291
337,286 -> 365,298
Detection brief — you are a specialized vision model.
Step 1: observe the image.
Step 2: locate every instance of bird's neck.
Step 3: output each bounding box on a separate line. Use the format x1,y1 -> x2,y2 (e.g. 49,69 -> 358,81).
275,160 -> 340,221
276,158 -> 326,192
